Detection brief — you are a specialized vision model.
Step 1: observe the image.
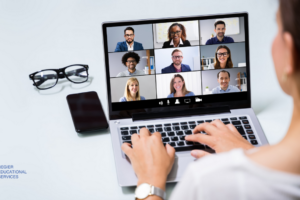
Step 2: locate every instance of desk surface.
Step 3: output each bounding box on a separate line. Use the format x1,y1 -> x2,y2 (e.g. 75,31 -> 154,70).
0,0 -> 290,199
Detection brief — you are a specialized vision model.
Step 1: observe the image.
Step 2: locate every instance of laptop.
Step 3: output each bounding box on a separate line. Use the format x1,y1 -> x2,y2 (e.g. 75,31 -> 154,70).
102,12 -> 268,187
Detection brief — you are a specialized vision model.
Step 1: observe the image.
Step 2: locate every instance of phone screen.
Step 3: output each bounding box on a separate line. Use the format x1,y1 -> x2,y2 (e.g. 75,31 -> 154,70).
67,91 -> 108,133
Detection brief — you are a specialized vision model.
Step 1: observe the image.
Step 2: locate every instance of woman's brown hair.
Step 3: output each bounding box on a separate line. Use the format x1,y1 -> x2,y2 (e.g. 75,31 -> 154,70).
167,23 -> 187,42
169,74 -> 191,96
214,45 -> 233,69
279,0 -> 300,69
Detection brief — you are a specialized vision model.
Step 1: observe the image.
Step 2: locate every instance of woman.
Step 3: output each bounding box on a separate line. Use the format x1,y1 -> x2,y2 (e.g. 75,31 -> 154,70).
167,74 -> 194,97
208,45 -> 233,69
119,77 -> 146,102
121,0 -> 300,199
162,23 -> 191,48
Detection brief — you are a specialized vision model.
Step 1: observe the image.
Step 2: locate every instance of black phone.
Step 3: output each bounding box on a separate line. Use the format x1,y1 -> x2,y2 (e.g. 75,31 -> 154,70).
66,91 -> 109,133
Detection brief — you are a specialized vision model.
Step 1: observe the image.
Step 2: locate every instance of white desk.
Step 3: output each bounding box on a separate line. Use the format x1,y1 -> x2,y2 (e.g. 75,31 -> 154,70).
0,0 -> 287,199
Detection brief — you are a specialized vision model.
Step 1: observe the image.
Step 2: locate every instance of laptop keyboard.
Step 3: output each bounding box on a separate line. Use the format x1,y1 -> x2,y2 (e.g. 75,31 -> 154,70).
119,116 -> 259,152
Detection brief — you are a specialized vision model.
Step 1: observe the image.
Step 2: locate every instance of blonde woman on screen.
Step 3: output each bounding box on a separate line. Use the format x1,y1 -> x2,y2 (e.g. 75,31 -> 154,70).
119,77 -> 146,102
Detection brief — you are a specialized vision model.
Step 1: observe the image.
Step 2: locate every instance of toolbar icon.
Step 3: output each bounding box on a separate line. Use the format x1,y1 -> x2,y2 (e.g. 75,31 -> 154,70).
195,97 -> 202,102
175,99 -> 180,104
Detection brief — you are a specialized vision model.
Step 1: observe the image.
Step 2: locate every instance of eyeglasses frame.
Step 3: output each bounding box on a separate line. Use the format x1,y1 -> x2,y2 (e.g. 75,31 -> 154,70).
29,64 -> 89,90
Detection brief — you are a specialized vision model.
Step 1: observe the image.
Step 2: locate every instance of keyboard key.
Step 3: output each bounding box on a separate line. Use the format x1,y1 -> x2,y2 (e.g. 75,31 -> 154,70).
243,136 -> 248,140
171,136 -> 178,141
139,125 -> 146,128
120,127 -> 129,130
130,126 -> 138,129
235,126 -> 245,135
156,128 -> 163,132
164,123 -> 171,126
147,125 -> 154,128
230,117 -> 237,120
149,129 -> 154,133
164,127 -> 172,131
173,126 -> 180,131
161,132 -> 166,137
162,137 -> 170,142
172,123 -> 179,126
205,120 -> 212,122
244,125 -> 251,129
177,141 -> 185,146
180,122 -> 187,125
239,116 -> 248,120
122,136 -> 131,140
246,130 -> 253,134
188,121 -> 196,124
185,130 -> 192,135
194,143 -> 205,149
197,120 -> 204,124
121,131 -> 129,135
176,131 -> 184,136
242,120 -> 249,124
181,126 -> 189,130
186,141 -> 193,145
174,145 -> 208,151
190,125 -> 196,129
179,136 -> 185,140
232,121 -> 241,125
123,141 -> 132,145
168,132 -> 175,136
130,130 -> 137,135
221,118 -> 229,121
251,140 -> 258,145
249,135 -> 256,139
155,124 -> 162,127
169,142 -> 176,147
224,122 -> 230,125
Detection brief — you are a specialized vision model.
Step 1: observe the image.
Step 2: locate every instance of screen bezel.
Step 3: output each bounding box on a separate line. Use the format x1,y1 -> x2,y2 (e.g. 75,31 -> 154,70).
102,12 -> 251,120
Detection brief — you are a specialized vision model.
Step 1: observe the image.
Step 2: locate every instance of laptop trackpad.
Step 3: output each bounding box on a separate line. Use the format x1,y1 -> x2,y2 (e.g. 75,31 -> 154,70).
167,154 -> 195,181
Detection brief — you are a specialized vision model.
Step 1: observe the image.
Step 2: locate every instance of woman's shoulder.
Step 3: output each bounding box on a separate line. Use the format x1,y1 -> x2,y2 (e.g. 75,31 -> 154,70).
167,93 -> 174,98
183,40 -> 191,45
140,96 -> 146,100
186,92 -> 195,96
119,96 -> 127,102
162,41 -> 170,48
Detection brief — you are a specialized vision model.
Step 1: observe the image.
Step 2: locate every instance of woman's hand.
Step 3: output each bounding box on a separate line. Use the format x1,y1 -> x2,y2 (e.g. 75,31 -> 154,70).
121,128 -> 175,190
185,119 -> 254,159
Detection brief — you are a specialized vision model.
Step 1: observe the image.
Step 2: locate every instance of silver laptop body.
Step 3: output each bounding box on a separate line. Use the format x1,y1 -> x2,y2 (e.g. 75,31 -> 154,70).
102,12 -> 268,186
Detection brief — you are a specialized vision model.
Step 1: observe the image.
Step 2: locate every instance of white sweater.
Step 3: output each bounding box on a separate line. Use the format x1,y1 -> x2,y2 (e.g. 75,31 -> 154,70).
170,148 -> 300,200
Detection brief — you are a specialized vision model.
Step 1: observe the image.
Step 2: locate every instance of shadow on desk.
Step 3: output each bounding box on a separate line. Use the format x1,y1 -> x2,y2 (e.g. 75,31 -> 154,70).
76,128 -> 110,138
34,76 -> 94,95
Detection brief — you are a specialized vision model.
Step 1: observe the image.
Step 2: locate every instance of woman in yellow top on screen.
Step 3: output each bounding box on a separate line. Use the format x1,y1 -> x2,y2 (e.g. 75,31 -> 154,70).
208,45 -> 233,69
162,23 -> 191,48
167,74 -> 194,98
119,77 -> 146,102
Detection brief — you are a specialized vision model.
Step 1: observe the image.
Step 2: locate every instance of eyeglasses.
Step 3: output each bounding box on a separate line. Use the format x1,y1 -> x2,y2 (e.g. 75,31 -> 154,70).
216,52 -> 228,57
172,56 -> 183,59
29,64 -> 89,90
126,60 -> 136,63
125,34 -> 134,37
170,31 -> 181,36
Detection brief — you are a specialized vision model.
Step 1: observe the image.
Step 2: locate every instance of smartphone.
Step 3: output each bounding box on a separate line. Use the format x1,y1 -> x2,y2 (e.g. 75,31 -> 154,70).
66,91 -> 109,133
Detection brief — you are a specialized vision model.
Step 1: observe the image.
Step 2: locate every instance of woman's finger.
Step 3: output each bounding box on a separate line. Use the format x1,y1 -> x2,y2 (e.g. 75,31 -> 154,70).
185,134 -> 214,147
121,143 -> 133,158
131,133 -> 140,145
139,127 -> 151,138
191,150 -> 211,159
193,123 -> 218,135
211,119 -> 228,129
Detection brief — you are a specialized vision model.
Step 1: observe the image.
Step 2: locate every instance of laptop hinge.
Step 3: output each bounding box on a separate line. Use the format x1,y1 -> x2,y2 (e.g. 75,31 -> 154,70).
132,106 -> 231,122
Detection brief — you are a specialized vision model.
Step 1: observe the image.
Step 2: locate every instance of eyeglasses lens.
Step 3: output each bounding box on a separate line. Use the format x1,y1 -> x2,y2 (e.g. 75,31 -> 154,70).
34,70 -> 58,89
65,65 -> 88,83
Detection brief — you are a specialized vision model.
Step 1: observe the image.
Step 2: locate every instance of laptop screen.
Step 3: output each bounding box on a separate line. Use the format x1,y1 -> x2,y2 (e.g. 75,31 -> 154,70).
102,13 -> 250,120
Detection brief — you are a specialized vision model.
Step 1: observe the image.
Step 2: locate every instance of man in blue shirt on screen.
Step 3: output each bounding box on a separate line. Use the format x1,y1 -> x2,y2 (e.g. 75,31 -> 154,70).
115,27 -> 144,52
205,21 -> 234,45
161,49 -> 191,73
212,70 -> 240,94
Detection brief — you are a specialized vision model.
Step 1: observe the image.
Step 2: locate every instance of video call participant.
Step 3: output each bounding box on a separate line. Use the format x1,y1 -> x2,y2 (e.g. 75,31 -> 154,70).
205,20 -> 234,45
115,27 -> 144,52
208,45 -> 233,69
119,77 -> 146,102
162,23 -> 191,48
161,49 -> 191,73
212,70 -> 240,94
167,74 -> 195,97
116,52 -> 144,77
